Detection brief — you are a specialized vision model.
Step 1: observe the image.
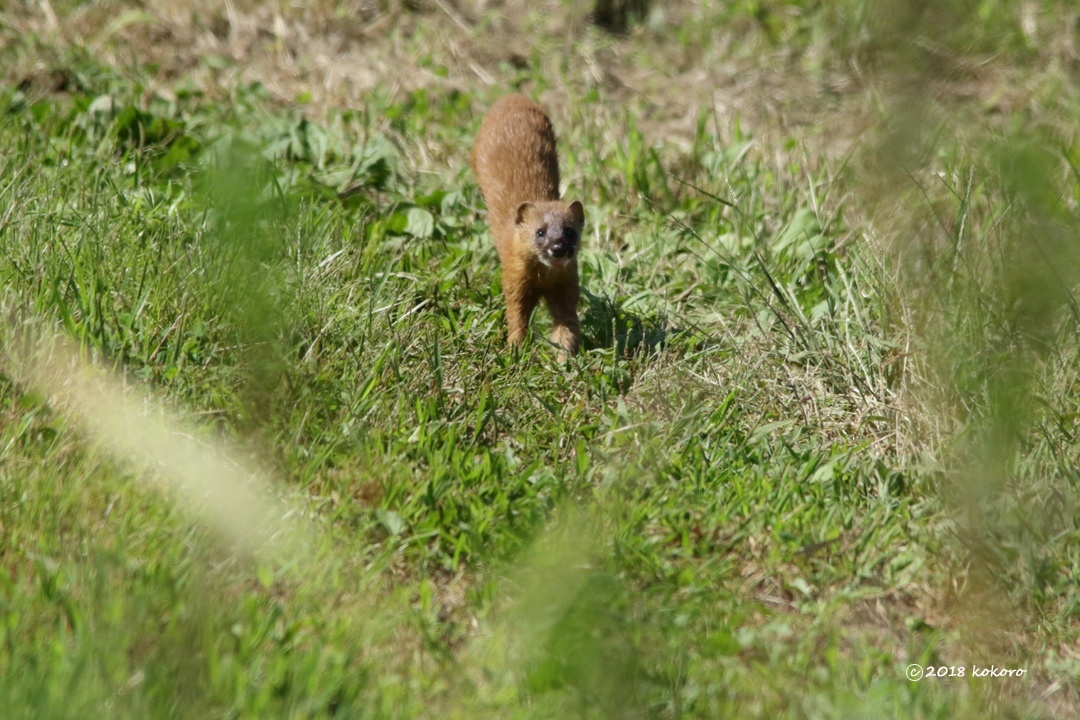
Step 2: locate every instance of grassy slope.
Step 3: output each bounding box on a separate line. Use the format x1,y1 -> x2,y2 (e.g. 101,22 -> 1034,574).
1,1 -> 1078,718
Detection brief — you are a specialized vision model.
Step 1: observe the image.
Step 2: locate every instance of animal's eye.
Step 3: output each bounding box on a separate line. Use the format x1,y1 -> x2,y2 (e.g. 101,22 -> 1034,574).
535,228 -> 546,238
564,229 -> 576,242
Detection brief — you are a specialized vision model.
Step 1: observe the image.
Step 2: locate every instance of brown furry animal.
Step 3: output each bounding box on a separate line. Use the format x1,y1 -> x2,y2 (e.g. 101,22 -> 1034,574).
470,94 -> 585,355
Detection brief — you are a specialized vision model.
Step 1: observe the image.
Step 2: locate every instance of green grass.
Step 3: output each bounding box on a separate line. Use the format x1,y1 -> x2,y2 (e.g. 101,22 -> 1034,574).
1,1 -> 1079,717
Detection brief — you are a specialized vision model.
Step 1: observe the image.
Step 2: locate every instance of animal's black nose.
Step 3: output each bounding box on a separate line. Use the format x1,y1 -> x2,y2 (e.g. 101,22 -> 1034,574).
550,242 -> 574,259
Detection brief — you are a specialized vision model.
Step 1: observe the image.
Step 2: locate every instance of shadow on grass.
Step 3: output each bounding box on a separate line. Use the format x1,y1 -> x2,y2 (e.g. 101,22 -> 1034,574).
580,288 -> 671,357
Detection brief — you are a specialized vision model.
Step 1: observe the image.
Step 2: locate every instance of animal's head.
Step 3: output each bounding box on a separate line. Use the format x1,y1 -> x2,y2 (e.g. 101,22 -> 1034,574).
514,200 -> 585,269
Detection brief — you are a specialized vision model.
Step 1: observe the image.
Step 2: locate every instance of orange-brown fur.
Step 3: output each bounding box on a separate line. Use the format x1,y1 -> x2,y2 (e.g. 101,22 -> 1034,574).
470,94 -> 585,355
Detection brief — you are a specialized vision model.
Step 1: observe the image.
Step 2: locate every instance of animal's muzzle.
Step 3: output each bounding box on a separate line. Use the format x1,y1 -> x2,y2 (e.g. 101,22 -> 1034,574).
549,242 -> 575,259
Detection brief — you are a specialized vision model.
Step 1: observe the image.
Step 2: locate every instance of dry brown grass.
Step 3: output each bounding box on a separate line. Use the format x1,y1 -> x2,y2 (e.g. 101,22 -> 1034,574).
0,1 -> 991,149
7,1 -> 1068,203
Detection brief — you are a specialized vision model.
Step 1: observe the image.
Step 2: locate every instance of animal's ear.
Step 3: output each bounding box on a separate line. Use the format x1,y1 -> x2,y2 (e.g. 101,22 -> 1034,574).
568,200 -> 585,227
515,202 -> 539,226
